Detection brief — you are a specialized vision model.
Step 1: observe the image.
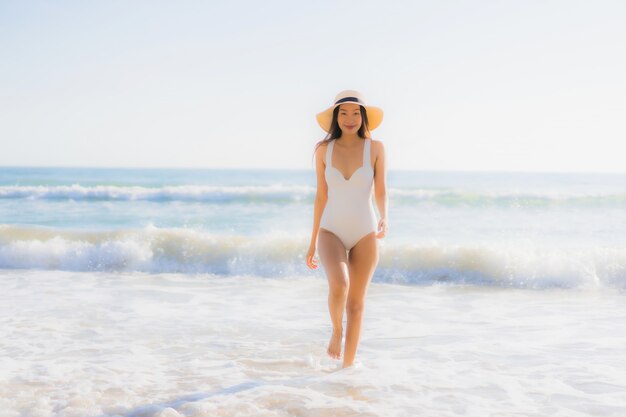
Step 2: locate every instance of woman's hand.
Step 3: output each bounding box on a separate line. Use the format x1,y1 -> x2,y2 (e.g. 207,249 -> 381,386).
306,244 -> 319,269
376,217 -> 388,239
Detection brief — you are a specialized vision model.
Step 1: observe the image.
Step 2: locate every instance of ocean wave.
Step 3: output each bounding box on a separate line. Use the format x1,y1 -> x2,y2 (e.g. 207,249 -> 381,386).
1,224 -> 624,290
0,184 -> 313,203
1,184 -> 624,207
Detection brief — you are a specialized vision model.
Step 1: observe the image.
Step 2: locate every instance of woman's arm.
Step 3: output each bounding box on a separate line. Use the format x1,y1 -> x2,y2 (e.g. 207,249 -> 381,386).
306,144 -> 328,268
373,140 -> 388,238
310,144 -> 328,245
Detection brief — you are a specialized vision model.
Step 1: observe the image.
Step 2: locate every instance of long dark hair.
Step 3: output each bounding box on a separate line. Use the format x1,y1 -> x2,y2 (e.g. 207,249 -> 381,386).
312,105 -> 370,162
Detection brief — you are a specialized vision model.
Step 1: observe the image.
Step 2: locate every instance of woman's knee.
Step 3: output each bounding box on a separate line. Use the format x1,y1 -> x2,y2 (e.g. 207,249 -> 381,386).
346,299 -> 365,316
330,280 -> 349,298
327,265 -> 349,294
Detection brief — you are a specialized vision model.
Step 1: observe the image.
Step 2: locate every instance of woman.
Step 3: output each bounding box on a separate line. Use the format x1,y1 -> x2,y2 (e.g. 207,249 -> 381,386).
305,90 -> 389,369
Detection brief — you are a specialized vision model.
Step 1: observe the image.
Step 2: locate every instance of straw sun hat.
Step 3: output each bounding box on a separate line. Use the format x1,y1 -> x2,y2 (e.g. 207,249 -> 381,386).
316,90 -> 384,133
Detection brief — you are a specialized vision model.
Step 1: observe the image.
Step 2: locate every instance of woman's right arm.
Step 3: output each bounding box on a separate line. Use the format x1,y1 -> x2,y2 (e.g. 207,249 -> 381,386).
306,144 -> 328,269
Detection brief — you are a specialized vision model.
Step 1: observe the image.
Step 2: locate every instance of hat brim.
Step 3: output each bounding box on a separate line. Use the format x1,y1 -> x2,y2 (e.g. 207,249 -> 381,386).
316,103 -> 384,133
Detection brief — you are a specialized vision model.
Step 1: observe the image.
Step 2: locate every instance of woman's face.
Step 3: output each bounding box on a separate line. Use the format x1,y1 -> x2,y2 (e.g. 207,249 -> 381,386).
337,103 -> 362,134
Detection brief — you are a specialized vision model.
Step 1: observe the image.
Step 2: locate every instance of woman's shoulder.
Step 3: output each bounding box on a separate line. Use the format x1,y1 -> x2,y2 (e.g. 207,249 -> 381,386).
369,138 -> 385,150
315,140 -> 330,151
314,140 -> 329,160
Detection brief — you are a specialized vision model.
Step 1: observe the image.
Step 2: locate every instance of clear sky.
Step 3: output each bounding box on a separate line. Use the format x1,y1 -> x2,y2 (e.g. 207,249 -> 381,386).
1,0 -> 625,172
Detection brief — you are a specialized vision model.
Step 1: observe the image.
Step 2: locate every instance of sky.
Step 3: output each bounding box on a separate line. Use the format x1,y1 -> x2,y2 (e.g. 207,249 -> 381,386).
1,0 -> 625,172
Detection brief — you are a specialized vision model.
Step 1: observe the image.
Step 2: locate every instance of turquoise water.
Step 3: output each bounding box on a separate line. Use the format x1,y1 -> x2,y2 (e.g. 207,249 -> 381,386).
1,167 -> 625,288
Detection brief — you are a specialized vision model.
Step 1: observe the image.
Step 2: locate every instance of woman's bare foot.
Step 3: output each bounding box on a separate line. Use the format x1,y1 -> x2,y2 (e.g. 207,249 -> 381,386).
327,327 -> 343,359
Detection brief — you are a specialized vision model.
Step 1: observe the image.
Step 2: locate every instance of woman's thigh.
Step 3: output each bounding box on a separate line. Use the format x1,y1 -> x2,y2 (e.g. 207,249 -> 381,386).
318,229 -> 349,289
347,232 -> 379,303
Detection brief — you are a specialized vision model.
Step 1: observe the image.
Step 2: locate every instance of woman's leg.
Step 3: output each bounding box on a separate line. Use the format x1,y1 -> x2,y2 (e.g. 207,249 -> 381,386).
343,232 -> 379,368
317,229 -> 349,359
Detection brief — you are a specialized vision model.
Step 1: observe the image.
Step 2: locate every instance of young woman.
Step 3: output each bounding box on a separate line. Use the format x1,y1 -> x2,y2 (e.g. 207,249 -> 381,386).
305,90 -> 389,369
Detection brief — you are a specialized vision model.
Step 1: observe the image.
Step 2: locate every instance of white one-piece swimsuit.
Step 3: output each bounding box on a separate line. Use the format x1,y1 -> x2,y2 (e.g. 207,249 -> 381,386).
319,138 -> 378,250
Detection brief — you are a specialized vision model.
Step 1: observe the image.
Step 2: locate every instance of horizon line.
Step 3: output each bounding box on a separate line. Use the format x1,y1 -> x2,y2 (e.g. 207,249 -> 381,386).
1,165 -> 625,175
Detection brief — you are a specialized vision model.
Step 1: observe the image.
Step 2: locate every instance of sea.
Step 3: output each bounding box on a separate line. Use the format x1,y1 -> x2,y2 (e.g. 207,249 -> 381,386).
1,166 -> 625,417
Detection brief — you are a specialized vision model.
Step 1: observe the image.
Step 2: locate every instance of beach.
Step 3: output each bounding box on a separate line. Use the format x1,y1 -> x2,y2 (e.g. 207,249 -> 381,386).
1,167 -> 625,416
3,0 -> 625,413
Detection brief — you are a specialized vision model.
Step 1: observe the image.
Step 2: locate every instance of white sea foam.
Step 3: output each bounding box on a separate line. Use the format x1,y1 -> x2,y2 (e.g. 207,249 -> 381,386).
1,224 -> 624,289
1,184 -> 623,206
0,184 -> 314,203
1,269 -> 625,417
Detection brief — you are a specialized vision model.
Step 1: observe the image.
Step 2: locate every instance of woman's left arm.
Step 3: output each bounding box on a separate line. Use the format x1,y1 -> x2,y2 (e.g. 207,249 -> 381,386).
373,140 -> 388,238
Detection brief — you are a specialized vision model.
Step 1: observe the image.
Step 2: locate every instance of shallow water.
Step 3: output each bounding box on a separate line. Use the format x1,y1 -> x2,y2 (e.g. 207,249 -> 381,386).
2,269 -> 625,417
